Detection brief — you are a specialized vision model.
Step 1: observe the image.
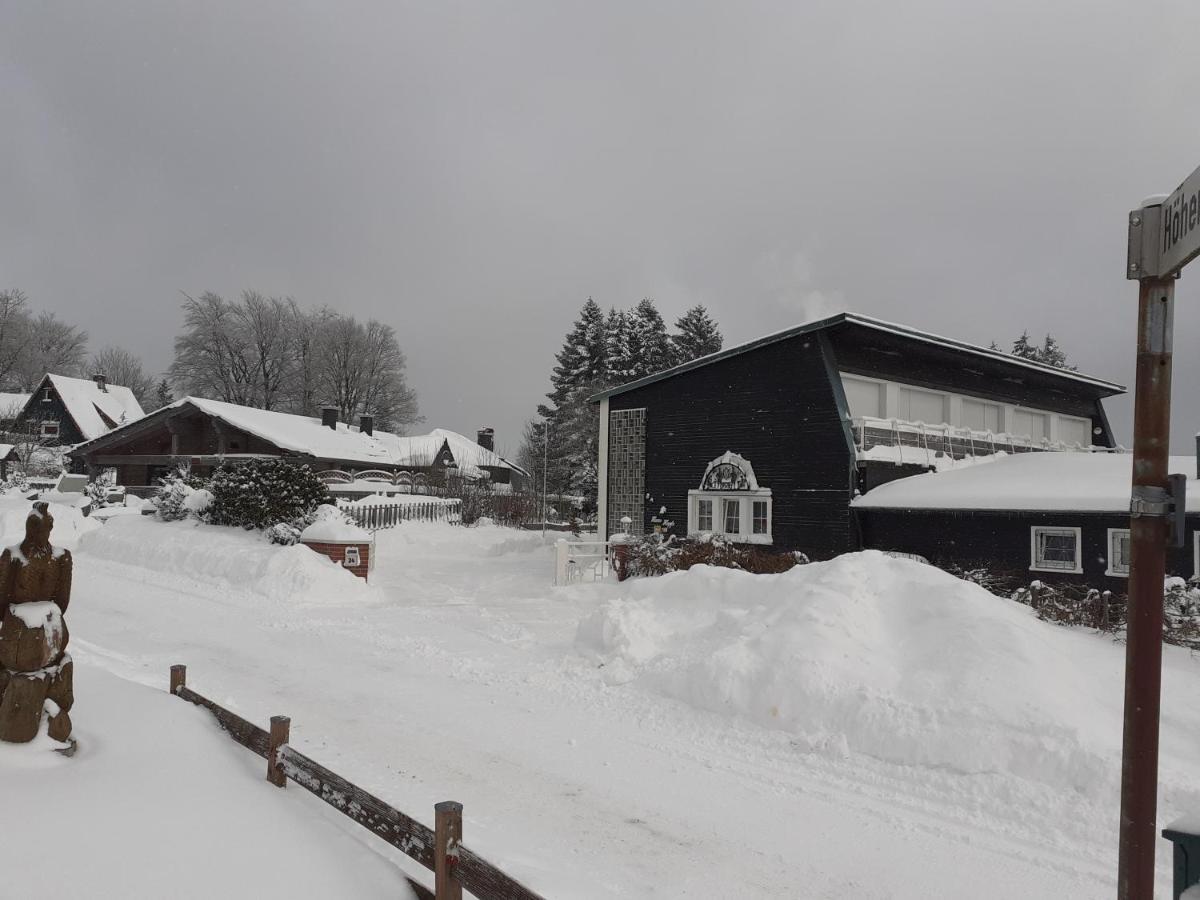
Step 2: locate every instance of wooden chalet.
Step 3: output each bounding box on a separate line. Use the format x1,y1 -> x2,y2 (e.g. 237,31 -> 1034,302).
19,373 -> 145,446
68,396 -> 528,492
592,312 -> 1125,561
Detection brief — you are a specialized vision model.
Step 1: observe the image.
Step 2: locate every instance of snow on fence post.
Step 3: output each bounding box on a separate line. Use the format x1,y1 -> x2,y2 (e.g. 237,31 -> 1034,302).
170,664 -> 186,695
267,715 -> 290,788
434,801 -> 463,900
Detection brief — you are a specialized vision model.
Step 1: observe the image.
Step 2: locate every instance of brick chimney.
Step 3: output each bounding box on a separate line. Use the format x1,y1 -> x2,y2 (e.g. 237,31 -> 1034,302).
359,414 -> 374,436
321,407 -> 338,430
476,427 -> 494,451
92,373 -> 108,392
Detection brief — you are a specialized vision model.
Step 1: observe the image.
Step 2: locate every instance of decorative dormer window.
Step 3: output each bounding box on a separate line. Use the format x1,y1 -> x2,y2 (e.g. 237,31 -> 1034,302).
687,452 -> 772,544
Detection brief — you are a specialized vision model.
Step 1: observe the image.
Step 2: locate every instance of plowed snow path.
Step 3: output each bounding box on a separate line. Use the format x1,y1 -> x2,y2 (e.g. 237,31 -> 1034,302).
69,529 -> 1138,898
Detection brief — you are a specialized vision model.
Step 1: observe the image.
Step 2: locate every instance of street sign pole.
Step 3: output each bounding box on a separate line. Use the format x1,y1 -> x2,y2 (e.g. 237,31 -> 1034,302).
1117,269 -> 1174,900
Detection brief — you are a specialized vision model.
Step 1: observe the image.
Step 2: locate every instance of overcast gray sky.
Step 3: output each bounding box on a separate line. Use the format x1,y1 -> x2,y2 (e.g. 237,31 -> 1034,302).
4,1 -> 1200,455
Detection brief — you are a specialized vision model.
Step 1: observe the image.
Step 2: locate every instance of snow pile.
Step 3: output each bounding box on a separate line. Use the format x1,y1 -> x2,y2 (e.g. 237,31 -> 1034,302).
0,497 -> 100,550
376,520 -> 549,558
577,551 -> 1137,792
0,661 -> 406,898
300,505 -> 371,542
79,516 -> 372,603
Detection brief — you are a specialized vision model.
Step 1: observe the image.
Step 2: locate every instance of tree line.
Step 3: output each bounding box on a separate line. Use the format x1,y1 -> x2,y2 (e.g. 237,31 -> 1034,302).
520,297 -> 723,514
0,287 -> 420,433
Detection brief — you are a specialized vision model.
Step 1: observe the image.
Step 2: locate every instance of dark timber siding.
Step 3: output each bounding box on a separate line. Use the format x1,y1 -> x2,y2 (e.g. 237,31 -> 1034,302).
20,384 -> 88,446
609,334 -> 854,559
854,507 -> 1200,592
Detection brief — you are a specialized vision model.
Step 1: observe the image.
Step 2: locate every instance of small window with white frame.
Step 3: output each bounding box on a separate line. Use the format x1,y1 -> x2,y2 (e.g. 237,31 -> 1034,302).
40,420 -> 59,438
1106,528 -> 1131,577
687,452 -> 772,544
1031,526 -> 1082,574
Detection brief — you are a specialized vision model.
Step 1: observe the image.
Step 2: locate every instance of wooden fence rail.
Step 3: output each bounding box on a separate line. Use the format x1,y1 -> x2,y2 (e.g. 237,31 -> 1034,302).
342,500 -> 463,531
169,665 -> 545,900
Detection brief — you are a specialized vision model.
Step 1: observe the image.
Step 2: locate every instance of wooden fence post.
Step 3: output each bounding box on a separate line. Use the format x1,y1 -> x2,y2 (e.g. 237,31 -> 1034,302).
170,664 -> 186,695
434,800 -> 463,900
267,715 -> 290,788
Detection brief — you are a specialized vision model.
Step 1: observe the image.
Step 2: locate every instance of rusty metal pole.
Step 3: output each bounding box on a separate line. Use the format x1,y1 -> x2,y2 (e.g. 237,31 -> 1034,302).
1117,274 -> 1175,900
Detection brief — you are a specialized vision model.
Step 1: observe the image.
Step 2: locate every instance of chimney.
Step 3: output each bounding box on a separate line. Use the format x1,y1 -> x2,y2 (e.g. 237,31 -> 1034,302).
92,373 -> 108,393
476,427 -> 494,451
321,407 -> 338,430
359,414 -> 374,437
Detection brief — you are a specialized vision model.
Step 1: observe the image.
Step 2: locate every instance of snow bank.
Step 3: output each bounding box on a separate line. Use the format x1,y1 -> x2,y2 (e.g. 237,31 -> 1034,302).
0,497 -> 100,551
577,551 -> 1136,792
0,661 -> 406,898
79,516 -> 373,604
374,520 -> 549,558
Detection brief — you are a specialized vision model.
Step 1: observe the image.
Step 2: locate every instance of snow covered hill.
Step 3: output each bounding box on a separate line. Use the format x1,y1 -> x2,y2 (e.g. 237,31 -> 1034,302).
11,513 -> 1196,897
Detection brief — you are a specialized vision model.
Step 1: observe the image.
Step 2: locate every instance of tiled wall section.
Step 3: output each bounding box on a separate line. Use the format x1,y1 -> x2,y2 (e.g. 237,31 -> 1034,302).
607,407 -> 646,536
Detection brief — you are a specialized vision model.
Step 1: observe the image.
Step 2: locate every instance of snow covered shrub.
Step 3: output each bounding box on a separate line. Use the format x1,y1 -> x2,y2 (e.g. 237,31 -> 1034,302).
1164,577 -> 1200,649
0,471 -> 30,496
205,459 -> 332,530
625,533 -> 803,578
83,471 -> 116,507
153,468 -> 208,522
265,522 -> 302,545
944,563 -> 1023,597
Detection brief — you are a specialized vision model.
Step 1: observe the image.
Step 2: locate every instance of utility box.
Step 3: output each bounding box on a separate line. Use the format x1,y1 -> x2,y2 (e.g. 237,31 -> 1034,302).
300,518 -> 372,581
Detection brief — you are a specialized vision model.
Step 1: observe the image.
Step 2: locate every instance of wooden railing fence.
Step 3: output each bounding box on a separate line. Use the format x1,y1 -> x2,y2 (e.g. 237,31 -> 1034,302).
342,500 -> 463,531
169,665 -> 545,900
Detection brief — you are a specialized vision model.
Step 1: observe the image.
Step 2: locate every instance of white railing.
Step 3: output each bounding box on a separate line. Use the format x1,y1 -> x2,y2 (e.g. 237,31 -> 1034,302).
554,539 -> 612,585
851,415 -> 1105,466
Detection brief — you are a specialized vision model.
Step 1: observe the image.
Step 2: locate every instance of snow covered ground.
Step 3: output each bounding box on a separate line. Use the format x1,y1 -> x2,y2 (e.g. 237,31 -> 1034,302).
9,508 -> 1199,897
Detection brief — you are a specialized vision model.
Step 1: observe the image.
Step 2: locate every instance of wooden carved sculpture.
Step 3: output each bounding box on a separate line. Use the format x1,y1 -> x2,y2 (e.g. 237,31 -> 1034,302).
0,502 -> 75,744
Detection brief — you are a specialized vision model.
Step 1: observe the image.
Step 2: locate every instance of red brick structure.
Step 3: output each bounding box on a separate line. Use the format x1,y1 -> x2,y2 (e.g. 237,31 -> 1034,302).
301,538 -> 371,581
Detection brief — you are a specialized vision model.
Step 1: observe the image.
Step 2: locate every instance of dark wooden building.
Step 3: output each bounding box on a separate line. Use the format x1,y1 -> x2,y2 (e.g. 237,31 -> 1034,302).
18,373 -> 145,447
69,396 -> 528,490
592,313 -> 1124,561
852,452 -> 1200,589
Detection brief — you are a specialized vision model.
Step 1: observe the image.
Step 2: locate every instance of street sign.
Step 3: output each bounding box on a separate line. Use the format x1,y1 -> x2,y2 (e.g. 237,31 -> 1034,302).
1128,162 -> 1200,279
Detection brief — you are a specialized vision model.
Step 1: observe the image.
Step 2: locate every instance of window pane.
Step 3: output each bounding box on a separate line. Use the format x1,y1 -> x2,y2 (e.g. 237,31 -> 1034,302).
1059,417 -> 1091,447
1036,530 -> 1077,569
753,500 -> 768,534
841,377 -> 883,418
723,499 -> 740,534
1111,530 -> 1131,574
898,387 -> 946,424
961,399 -> 1001,433
1014,410 -> 1049,442
697,499 -> 712,531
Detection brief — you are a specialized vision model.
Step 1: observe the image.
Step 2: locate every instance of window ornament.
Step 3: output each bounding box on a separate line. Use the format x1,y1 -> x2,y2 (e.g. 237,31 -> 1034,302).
699,452 -> 759,492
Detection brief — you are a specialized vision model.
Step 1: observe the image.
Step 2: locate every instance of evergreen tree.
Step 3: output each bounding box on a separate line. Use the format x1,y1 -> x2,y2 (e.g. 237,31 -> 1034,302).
1001,331 -> 1076,370
149,378 -> 174,411
541,298 -> 607,415
627,298 -> 671,379
670,305 -> 723,365
604,307 -> 634,385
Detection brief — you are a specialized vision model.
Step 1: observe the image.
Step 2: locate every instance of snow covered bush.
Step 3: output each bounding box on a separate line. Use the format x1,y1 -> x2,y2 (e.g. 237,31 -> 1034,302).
0,471 -> 30,496
625,533 -> 803,578
205,459 -> 332,530
265,522 -> 302,545
153,468 -> 208,522
83,471 -> 117,507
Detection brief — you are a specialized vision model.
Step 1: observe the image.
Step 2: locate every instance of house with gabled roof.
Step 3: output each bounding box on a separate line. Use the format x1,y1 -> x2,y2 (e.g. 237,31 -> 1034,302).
19,373 -> 146,446
591,312 -> 1124,559
68,396 -> 528,491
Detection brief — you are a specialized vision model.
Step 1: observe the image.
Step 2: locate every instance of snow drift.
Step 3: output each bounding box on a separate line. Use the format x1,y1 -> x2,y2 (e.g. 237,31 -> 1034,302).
0,496 -> 99,550
578,551 -> 1152,793
79,516 -> 372,603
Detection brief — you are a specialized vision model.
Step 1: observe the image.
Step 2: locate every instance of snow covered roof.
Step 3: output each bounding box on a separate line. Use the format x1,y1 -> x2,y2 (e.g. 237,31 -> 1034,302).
852,452 -> 1200,513
0,392 -> 30,413
40,374 -> 146,441
71,396 -> 530,477
591,312 -> 1125,401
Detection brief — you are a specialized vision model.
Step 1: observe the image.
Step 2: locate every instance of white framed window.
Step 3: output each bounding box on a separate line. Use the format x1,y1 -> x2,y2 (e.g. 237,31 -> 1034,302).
1013,409 -> 1049,443
1106,528 -> 1131,577
841,375 -> 885,418
961,398 -> 1001,433
40,421 -> 59,438
898,386 -> 947,424
687,452 -> 772,544
1031,526 -> 1082,574
752,500 -> 769,535
722,498 -> 741,534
